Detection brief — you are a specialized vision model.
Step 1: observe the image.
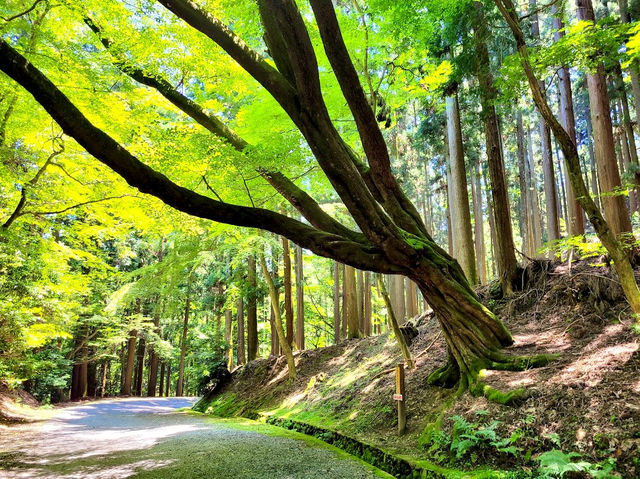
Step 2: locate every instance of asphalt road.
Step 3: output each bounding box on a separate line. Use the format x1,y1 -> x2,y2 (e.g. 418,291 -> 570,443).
0,397 -> 390,478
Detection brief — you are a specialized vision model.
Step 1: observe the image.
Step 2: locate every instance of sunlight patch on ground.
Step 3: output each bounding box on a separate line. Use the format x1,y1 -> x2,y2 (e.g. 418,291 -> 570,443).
512,329 -> 572,352
550,342 -> 638,387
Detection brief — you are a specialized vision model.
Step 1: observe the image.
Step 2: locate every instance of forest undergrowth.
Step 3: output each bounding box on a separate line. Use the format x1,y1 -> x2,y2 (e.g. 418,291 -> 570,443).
196,258 -> 640,478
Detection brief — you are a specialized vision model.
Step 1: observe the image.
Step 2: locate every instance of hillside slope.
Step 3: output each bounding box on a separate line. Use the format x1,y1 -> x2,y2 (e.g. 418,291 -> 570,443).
195,260 -> 640,477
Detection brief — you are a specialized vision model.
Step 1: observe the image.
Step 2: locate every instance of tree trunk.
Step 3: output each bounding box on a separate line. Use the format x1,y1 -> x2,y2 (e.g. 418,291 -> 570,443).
530,0 -> 560,244
333,261 -> 341,343
344,264 -> 359,339
376,274 -> 414,369
472,159 -> 487,283
147,311 -> 160,397
165,364 -> 171,397
282,236 -> 294,347
577,0 -> 633,236
237,296 -> 246,365
133,335 -> 145,396
177,293 -> 190,396
516,113 -> 532,254
259,254 -> 296,380
473,2 -> 518,293
446,90 -> 478,284
247,255 -> 258,360
294,245 -> 304,350
553,6 -> 586,236
364,271 -> 372,336
224,308 -> 233,371
357,269 -> 364,333
121,330 -> 137,396
158,362 -> 165,397
526,125 -> 543,254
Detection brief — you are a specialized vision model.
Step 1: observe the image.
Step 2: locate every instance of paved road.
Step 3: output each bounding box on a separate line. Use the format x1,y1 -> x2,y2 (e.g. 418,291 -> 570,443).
0,397 -> 390,478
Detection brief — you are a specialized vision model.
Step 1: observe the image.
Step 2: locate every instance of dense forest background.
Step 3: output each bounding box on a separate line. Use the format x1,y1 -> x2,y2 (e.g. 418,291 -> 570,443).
1,0 -> 640,409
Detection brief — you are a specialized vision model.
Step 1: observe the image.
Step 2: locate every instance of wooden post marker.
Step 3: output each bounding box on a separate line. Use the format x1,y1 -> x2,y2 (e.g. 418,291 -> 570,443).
395,362 -> 406,435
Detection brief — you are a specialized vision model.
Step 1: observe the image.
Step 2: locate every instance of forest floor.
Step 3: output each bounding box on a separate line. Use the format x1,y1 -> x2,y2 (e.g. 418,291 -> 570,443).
197,259 -> 640,478
0,397 -> 391,478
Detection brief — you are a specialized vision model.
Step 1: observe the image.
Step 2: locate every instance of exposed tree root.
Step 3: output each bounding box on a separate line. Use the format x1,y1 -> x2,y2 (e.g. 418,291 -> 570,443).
427,352 -> 556,406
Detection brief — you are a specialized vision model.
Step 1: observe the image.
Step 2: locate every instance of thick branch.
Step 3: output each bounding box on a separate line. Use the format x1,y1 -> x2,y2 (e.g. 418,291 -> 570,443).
85,18 -> 364,243
155,0 -> 299,116
0,39 -> 401,272
309,0 -> 428,238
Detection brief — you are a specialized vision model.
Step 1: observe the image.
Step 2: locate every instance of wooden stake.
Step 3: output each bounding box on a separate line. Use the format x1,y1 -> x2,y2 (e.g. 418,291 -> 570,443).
395,363 -> 406,435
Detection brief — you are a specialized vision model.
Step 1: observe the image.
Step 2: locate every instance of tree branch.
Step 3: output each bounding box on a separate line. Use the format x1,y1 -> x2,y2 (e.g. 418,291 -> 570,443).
85,17 -> 365,244
309,0 -> 428,238
154,0 -> 299,116
0,39 -> 402,273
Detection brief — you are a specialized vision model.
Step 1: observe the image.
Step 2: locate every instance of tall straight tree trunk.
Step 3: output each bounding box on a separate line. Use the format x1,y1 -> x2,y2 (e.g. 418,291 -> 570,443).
584,101 -> 601,210
472,159 -> 487,283
165,364 -> 171,397
259,255 -> 296,380
247,256 -> 258,361
406,279 -> 418,319
577,0 -> 633,236
357,269 -> 364,333
133,336 -> 145,396
446,90 -> 478,284
342,265 -> 348,337
121,329 -> 137,396
530,0 -> 560,244
333,261 -> 340,343
516,113 -> 531,253
177,292 -> 191,396
618,0 -> 640,140
100,361 -> 109,397
344,264 -> 359,338
282,237 -> 294,347
526,125 -> 543,253
294,245 -> 304,350
473,2 -> 518,293
158,362 -> 165,397
364,272 -> 372,336
147,310 -> 160,397
553,7 -> 586,236
614,66 -> 640,213
237,297 -> 246,365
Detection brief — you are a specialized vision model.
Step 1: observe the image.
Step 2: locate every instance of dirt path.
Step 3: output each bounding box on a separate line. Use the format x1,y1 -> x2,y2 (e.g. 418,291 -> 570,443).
0,397 -> 391,478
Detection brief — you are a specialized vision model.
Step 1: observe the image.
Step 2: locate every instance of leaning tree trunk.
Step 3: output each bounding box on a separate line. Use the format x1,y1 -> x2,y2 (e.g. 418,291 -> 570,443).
260,254 -> 296,380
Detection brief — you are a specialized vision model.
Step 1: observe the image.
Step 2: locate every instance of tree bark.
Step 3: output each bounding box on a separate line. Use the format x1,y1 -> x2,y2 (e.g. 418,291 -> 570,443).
224,308 -> 233,371
344,264 -> 359,339
553,6 -> 586,236
576,0 -> 632,236
333,261 -> 341,343
247,255 -> 258,360
472,159 -> 487,283
259,255 -> 296,380
237,296 -> 246,365
121,330 -> 137,396
177,293 -> 190,396
133,335 -> 145,396
446,90 -> 478,284
473,2 -> 518,293
282,237 -> 294,347
530,0 -> 560,244
294,245 -> 304,350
